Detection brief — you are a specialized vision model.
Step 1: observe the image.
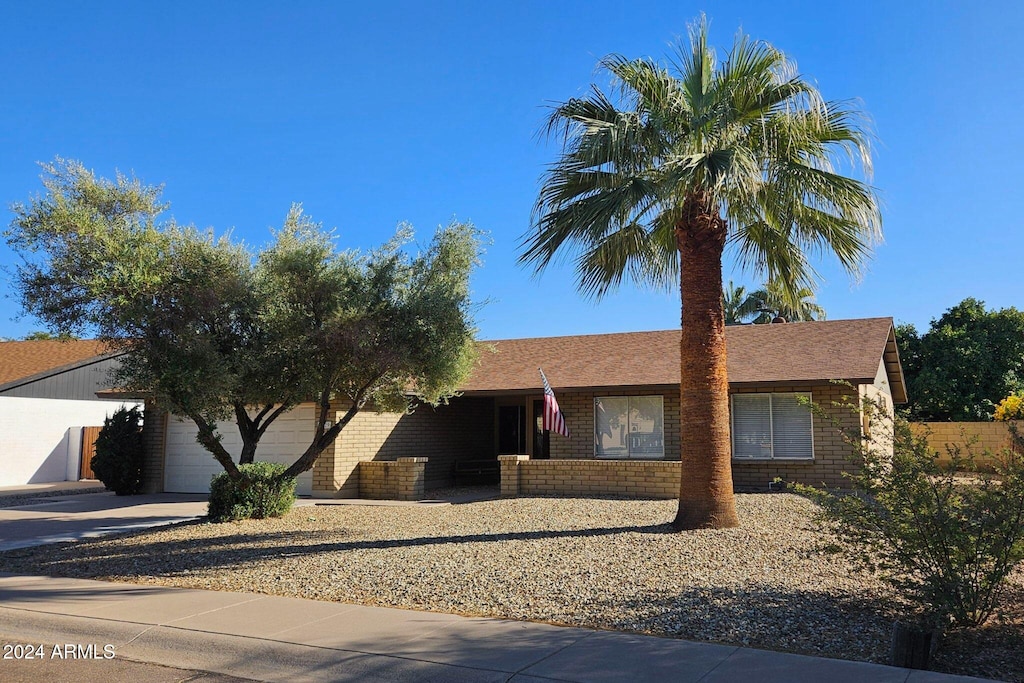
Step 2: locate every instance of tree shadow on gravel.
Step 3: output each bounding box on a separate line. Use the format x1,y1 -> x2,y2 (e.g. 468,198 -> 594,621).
597,582 -> 1024,682
0,520 -> 677,577
590,583 -> 898,666
929,576 -> 1024,683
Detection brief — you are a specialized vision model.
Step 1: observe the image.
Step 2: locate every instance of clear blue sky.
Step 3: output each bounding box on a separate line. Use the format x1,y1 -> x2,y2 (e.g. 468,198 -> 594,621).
1,1 -> 1020,341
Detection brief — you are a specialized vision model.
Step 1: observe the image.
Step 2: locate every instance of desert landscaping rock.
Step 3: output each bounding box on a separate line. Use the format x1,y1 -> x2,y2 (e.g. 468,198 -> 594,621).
0,493 -> 1019,681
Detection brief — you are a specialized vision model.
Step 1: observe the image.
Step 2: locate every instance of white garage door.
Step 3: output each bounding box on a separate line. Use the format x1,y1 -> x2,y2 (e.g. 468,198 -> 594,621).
164,405 -> 314,496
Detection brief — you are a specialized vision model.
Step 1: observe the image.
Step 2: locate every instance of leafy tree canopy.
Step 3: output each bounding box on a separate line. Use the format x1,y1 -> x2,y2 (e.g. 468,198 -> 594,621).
6,159 -> 484,480
22,330 -> 80,340
897,298 -> 1024,421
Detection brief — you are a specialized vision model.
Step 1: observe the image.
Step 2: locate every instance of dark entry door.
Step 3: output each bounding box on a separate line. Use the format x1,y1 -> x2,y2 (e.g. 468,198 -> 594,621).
532,399 -> 550,459
498,405 -> 527,454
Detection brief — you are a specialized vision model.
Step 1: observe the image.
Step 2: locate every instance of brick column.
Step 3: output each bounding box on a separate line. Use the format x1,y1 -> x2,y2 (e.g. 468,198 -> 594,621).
498,455 -> 528,497
395,457 -> 427,501
140,400 -> 167,494
312,431 -> 347,498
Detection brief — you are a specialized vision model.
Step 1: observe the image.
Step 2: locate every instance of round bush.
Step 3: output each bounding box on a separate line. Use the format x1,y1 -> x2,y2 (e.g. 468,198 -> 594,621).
208,461 -> 297,522
91,406 -> 145,495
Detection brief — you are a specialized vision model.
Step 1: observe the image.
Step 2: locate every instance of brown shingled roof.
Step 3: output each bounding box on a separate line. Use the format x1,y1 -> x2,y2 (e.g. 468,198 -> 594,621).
461,317 -> 905,401
0,339 -> 113,387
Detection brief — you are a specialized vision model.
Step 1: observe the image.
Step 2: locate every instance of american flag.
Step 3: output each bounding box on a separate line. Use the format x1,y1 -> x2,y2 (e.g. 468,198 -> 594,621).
539,368 -> 570,438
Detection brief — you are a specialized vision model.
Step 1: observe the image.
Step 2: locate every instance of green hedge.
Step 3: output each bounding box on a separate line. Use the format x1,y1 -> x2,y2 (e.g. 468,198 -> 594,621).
208,461 -> 296,522
91,406 -> 145,495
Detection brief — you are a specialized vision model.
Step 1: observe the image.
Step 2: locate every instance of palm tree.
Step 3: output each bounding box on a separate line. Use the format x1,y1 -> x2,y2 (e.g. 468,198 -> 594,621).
744,281 -> 827,323
722,281 -> 749,325
520,16 -> 881,529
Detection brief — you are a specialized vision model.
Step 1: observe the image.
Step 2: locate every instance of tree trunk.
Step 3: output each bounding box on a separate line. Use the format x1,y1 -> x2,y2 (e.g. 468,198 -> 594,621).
278,396 -> 362,481
672,199 -> 740,530
234,404 -> 259,465
190,413 -> 241,479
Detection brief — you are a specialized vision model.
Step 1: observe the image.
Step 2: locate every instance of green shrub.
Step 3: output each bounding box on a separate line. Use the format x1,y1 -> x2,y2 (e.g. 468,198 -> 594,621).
794,396 -> 1024,630
208,461 -> 296,522
91,406 -> 145,495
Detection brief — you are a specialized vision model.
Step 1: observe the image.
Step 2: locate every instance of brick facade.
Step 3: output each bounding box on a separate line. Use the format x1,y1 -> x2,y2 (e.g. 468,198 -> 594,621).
547,388 -> 682,460
729,382 -> 862,490
140,400 -> 168,494
144,382 -> 877,498
493,383 -> 869,496
313,396 -> 494,497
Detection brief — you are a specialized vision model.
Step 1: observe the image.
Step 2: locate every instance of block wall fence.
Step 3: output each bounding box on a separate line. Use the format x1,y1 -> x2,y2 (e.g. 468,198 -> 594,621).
910,421 -> 1020,468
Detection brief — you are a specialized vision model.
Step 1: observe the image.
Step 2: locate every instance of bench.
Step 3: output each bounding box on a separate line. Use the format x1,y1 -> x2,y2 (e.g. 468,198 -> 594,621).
453,459 -> 500,485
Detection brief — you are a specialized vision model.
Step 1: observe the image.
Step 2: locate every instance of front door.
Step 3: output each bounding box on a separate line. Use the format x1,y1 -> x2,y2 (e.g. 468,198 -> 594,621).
498,405 -> 527,454
532,399 -> 550,459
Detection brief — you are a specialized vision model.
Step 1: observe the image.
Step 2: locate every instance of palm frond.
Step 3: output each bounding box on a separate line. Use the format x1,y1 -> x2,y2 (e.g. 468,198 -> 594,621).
575,221 -> 678,298
521,15 -> 881,304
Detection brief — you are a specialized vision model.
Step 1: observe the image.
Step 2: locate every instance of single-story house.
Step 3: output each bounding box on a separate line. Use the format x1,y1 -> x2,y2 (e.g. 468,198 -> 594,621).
0,340 -> 138,486
143,316 -> 905,498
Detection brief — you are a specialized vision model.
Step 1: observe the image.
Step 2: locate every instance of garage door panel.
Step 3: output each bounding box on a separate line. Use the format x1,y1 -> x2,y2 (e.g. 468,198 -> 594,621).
164,406 -> 314,496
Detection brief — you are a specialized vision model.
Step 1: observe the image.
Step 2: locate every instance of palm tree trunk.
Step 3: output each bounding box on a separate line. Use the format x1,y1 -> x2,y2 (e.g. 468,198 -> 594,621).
673,202 -> 740,530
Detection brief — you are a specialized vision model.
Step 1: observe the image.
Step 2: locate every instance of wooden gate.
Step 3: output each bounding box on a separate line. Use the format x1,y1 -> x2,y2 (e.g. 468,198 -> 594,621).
80,426 -> 103,480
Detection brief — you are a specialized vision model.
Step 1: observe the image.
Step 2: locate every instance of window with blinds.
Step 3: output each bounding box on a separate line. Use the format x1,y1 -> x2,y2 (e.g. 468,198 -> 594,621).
731,392 -> 813,460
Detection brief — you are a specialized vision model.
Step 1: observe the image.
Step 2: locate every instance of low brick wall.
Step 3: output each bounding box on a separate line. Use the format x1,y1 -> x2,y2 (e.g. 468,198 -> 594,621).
358,457 -> 427,500
499,456 -> 680,499
911,421 -> 1019,467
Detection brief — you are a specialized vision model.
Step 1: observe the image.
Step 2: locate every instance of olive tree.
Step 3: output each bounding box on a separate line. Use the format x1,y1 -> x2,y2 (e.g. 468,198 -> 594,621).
6,159 -> 482,483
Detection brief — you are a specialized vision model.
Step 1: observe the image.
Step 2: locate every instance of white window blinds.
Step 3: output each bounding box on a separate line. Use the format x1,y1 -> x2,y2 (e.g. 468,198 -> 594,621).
731,394 -> 772,459
731,393 -> 813,460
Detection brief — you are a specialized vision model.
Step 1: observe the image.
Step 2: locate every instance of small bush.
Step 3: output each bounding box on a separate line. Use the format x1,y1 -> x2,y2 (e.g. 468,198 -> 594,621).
794,394 -> 1024,630
208,461 -> 296,522
91,406 -> 145,495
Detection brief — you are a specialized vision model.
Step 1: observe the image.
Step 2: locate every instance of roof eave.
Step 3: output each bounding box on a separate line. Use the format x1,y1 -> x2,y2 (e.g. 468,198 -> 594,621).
0,350 -> 124,394
883,325 -> 909,404
457,378 -> 874,395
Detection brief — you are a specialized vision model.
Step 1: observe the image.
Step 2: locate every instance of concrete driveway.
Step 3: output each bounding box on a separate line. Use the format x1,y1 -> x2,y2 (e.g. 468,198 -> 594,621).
0,492 -> 211,552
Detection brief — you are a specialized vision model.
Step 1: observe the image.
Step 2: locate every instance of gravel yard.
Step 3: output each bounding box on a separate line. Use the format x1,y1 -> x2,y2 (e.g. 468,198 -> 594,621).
0,492 -> 1020,681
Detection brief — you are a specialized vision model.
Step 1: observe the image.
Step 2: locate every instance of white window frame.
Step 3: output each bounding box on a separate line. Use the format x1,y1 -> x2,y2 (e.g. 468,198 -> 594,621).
730,392 -> 814,461
594,395 -> 665,460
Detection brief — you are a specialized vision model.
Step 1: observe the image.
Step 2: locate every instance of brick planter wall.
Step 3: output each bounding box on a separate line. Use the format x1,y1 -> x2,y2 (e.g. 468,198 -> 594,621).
358,457 -> 428,500
499,457 -> 681,498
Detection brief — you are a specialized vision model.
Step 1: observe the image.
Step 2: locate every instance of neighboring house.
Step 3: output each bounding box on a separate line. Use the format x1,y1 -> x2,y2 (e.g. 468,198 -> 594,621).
0,340 -> 138,486
145,316 -> 905,498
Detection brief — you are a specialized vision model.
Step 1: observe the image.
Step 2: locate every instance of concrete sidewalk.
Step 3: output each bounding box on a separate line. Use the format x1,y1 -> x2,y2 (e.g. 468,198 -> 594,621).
0,574 -> 996,683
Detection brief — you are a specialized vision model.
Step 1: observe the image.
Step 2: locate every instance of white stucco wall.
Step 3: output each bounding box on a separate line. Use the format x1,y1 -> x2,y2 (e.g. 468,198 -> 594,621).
0,397 -> 139,486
